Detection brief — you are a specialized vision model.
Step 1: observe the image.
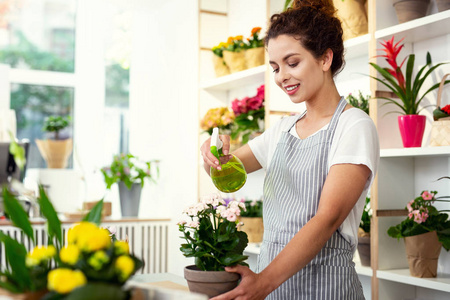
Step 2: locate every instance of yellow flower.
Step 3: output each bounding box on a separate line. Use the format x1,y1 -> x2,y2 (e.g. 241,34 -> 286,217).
60,245 -> 80,265
26,245 -> 56,267
67,222 -> 98,245
88,250 -> 110,270
115,255 -> 135,281
48,268 -> 86,294
114,241 -> 129,255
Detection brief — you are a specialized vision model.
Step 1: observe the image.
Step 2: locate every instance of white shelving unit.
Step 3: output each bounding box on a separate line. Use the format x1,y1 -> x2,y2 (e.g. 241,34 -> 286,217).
200,65 -> 266,91
377,269 -> 450,293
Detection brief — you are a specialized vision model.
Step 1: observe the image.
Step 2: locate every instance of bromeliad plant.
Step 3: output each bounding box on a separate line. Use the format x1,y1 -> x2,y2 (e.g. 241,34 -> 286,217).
387,190 -> 450,250
101,153 -> 159,190
370,36 -> 450,115
178,193 -> 249,271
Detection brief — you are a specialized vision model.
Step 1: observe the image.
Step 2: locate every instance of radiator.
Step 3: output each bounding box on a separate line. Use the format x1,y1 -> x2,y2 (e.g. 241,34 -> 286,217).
0,220 -> 170,274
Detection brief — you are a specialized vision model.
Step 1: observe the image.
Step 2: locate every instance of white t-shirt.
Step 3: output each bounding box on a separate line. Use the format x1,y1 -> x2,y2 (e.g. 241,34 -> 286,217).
248,107 -> 380,251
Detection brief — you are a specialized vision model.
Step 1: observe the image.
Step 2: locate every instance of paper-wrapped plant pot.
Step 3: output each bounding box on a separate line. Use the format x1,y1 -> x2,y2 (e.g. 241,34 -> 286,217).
404,231 -> 442,278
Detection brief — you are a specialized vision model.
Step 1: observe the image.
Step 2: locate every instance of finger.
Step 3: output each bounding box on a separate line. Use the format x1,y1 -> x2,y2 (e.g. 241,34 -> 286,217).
219,155 -> 232,165
221,135 -> 231,155
225,265 -> 248,276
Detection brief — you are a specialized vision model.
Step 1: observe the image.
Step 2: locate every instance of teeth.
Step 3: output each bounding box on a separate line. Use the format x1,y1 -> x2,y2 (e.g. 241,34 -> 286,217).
286,84 -> 299,91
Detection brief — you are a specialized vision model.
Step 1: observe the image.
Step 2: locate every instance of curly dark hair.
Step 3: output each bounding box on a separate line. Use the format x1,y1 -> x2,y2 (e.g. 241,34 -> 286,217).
265,0 -> 345,76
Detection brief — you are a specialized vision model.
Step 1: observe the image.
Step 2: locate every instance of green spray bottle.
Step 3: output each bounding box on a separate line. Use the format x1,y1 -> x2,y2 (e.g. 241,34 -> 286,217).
210,127 -> 247,193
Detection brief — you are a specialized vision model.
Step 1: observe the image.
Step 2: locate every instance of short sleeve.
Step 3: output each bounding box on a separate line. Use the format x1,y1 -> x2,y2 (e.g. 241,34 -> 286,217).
329,109 -> 380,190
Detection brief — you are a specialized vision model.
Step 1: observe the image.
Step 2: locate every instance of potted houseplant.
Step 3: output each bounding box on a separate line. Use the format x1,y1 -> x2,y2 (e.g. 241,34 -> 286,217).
222,35 -> 247,73
387,190 -> 450,277
357,197 -> 371,267
177,193 -> 249,298
370,36 -> 450,147
101,153 -> 159,217
230,84 -> 265,146
200,106 -> 235,135
393,0 -> 430,24
244,27 -> 265,69
345,90 -> 370,115
237,198 -> 264,244
35,115 -> 72,168
211,42 -> 230,77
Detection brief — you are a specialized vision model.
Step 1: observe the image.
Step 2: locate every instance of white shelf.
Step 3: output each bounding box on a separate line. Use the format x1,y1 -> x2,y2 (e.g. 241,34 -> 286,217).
380,146 -> 450,158
377,269 -> 450,293
244,242 -> 261,255
200,65 -> 266,91
355,263 -> 373,277
344,34 -> 370,59
376,10 -> 450,43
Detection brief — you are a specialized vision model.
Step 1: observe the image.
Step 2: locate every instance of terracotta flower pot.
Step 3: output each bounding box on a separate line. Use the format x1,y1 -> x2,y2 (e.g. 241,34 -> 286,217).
239,217 -> 264,243
397,115 -> 426,147
0,288 -> 48,300
35,138 -> 73,168
357,236 -> 371,267
404,231 -> 442,278
184,265 -> 240,298
393,0 -> 430,23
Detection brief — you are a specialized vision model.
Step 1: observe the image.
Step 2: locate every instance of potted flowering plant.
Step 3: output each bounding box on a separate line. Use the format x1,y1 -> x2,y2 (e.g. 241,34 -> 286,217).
36,115 -> 73,168
370,36 -> 450,147
200,107 -> 235,136
387,190 -> 450,277
211,42 -> 230,77
345,90 -> 370,115
244,27 -> 265,69
178,193 -> 248,298
101,153 -> 159,217
222,35 -> 246,73
230,84 -> 265,145
238,198 -> 264,244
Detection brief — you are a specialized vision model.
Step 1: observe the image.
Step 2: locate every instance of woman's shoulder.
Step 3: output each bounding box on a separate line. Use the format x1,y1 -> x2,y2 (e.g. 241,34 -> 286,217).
339,107 -> 373,127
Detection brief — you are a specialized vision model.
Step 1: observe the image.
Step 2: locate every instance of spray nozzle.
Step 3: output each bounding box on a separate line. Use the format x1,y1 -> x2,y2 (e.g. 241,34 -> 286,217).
210,127 -> 223,161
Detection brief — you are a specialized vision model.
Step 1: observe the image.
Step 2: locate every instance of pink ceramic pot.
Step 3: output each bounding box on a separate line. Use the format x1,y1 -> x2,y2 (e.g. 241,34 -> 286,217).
398,115 -> 426,147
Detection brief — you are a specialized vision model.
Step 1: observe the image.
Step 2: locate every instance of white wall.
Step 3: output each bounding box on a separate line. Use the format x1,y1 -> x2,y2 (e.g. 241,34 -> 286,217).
128,0 -> 199,276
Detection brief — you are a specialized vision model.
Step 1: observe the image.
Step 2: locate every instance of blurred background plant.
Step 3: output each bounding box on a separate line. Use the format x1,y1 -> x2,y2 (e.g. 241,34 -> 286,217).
359,197 -> 372,237
42,115 -> 71,140
346,90 -> 370,115
239,198 -> 263,218
230,84 -> 265,144
200,107 -> 235,136
245,27 -> 264,49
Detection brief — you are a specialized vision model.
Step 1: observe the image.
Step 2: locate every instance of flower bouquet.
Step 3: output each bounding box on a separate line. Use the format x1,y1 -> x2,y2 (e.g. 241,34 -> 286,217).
387,190 -> 450,277
200,107 -> 235,136
244,27 -> 265,68
177,193 -> 249,297
230,84 -> 265,144
223,35 -> 246,73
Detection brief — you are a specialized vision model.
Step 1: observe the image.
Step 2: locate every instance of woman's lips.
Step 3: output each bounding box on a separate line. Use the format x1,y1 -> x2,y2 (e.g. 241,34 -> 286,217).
285,84 -> 299,95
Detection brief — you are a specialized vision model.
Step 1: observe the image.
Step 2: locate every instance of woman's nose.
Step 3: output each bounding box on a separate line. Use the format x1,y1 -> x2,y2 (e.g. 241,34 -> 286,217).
276,68 -> 290,84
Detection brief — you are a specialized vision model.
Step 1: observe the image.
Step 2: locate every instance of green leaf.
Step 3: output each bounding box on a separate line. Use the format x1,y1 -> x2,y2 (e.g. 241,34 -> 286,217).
2,187 -> 34,243
0,231 -> 31,290
65,283 -> 128,300
8,131 -> 26,170
220,253 -> 249,266
37,186 -> 62,247
0,278 -> 21,293
82,199 -> 104,225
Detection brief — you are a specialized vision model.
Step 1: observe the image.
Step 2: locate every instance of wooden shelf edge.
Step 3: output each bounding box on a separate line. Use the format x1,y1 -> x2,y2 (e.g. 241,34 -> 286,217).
376,209 -> 408,217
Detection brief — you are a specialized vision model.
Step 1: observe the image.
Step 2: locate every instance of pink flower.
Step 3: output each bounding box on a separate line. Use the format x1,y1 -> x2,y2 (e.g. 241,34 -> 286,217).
231,99 -> 242,115
406,199 -> 414,212
421,210 -> 429,223
413,210 -> 423,223
421,191 -> 433,201
247,96 -> 263,111
227,214 -> 237,222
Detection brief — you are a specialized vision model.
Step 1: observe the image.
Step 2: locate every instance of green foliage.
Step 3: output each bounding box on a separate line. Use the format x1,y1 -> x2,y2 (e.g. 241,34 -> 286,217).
38,185 -> 62,248
284,0 -> 293,10
82,199 -> 104,226
101,153 -> 159,189
42,115 -> 71,140
387,190 -> 450,251
2,187 -> 35,243
240,199 -> 263,218
8,131 -> 26,170
246,27 -> 264,49
178,195 -> 249,271
359,197 -> 371,233
346,91 -> 370,115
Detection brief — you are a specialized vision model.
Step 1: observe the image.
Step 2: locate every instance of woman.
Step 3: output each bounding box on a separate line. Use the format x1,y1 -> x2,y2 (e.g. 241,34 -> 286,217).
201,0 -> 379,299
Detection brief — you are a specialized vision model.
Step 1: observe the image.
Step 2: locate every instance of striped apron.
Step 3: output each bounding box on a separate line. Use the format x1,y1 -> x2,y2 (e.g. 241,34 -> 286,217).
257,98 -> 364,299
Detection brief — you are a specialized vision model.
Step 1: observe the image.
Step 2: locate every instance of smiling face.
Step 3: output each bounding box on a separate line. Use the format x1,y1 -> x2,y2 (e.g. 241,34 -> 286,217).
268,34 -> 330,104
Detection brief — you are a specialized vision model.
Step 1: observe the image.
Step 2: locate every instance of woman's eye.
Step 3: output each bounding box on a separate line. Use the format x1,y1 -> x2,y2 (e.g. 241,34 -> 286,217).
288,62 -> 298,68
272,68 -> 279,73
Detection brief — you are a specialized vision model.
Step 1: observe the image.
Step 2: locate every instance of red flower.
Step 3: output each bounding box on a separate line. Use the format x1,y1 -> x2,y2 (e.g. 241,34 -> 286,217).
442,105 -> 450,115
377,36 -> 407,91
247,96 -> 263,111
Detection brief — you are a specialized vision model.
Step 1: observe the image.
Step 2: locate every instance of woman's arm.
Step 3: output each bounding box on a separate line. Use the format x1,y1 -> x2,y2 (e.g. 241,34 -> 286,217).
200,136 -> 262,175
212,163 -> 371,300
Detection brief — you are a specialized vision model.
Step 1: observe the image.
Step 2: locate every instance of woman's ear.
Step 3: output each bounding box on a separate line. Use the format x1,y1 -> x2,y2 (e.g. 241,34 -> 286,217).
321,49 -> 333,72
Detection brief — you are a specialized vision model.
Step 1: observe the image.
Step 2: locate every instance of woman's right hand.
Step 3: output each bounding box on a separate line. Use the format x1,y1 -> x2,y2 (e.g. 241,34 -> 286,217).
200,135 -> 232,171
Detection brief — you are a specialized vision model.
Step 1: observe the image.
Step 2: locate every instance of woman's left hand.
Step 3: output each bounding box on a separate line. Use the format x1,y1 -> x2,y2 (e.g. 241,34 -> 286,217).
210,265 -> 272,300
